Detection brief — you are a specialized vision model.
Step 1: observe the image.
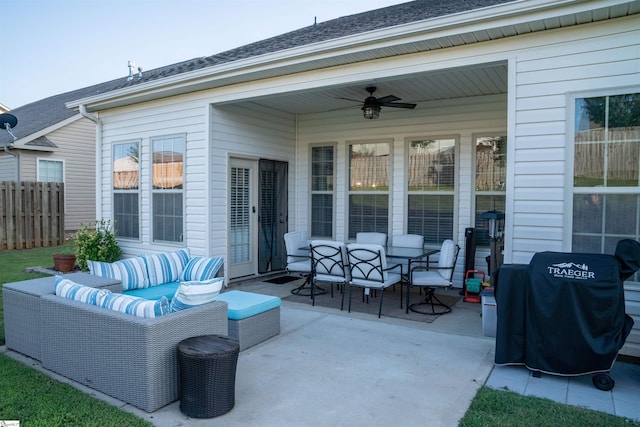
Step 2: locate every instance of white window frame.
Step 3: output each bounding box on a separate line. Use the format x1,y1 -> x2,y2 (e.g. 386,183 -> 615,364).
472,133 -> 507,247
405,135 -> 458,246
36,157 -> 65,183
112,140 -> 141,241
347,139 -> 393,240
309,143 -> 336,239
150,133 -> 185,244
567,88 -> 640,285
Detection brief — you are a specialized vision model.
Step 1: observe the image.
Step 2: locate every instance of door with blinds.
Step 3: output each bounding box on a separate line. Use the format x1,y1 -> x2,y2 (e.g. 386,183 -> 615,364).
258,159 -> 288,273
228,158 -> 257,279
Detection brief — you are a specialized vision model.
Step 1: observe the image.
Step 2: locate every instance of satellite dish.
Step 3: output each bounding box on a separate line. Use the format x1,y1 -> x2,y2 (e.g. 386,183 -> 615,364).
0,113 -> 18,130
0,113 -> 18,141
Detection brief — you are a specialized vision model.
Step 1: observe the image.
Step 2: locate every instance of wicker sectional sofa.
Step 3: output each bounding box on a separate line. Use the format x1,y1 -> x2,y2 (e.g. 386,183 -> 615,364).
39,293 -> 228,412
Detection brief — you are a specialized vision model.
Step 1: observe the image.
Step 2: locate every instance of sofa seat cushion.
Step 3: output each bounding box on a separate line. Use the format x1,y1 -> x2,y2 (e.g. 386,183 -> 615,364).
88,257 -> 148,291
179,256 -> 224,281
143,248 -> 190,286
124,282 -> 180,301
100,292 -> 169,318
170,277 -> 224,312
217,290 -> 281,320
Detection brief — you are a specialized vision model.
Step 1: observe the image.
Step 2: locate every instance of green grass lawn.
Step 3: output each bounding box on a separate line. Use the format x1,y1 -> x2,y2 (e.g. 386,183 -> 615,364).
0,244 -> 638,426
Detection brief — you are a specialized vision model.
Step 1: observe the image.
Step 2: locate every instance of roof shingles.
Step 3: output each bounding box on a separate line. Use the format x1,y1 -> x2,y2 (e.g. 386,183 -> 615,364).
0,0 -> 515,145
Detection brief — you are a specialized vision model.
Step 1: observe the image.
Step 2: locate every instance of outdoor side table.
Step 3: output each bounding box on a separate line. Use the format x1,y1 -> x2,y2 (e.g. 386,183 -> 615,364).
178,334 -> 240,418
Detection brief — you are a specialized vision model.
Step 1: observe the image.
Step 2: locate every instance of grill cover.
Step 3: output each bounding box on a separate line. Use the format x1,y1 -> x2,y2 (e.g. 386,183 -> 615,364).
495,239 -> 637,375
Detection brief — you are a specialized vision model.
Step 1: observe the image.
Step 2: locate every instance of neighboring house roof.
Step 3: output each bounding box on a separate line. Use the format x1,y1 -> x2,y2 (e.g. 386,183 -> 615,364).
0,79 -> 126,146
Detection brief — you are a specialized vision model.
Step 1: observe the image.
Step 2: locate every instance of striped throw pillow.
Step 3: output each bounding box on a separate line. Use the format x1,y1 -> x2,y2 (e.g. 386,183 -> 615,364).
143,248 -> 190,286
100,292 -> 169,318
88,257 -> 148,291
169,277 -> 224,312
54,276 -> 105,305
179,257 -> 224,281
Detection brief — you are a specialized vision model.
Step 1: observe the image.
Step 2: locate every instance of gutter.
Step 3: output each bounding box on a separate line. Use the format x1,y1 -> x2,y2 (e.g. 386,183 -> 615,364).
79,105 -> 103,221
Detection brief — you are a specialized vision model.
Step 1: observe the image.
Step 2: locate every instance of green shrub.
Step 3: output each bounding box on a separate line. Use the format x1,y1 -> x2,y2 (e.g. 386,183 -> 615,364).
75,219 -> 122,271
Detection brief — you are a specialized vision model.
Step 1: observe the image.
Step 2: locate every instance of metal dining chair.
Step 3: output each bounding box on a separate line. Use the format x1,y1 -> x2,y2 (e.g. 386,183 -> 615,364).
346,243 -> 403,318
407,239 -> 460,315
310,240 -> 350,308
355,232 -> 388,247
284,231 -> 313,295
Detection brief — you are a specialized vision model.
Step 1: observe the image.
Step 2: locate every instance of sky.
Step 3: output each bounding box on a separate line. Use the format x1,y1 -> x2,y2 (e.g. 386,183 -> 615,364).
1,0 -> 410,109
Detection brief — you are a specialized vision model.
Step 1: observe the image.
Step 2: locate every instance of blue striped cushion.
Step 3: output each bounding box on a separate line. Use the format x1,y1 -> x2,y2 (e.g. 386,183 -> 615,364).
169,277 -> 224,312
54,276 -> 105,305
88,257 -> 148,291
143,248 -> 190,286
99,292 -> 169,318
179,257 -> 224,281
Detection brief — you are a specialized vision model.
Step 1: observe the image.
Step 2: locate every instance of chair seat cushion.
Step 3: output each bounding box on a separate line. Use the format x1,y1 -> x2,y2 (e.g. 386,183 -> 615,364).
411,270 -> 451,287
217,290 -> 281,320
351,272 -> 401,289
287,260 -> 311,273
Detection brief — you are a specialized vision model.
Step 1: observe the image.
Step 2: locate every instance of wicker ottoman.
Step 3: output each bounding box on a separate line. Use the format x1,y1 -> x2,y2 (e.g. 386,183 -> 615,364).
178,335 -> 240,418
2,272 -> 121,360
217,291 -> 281,351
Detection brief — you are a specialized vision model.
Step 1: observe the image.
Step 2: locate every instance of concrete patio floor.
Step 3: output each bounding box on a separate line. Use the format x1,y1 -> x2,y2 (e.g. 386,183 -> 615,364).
3,278 -> 639,426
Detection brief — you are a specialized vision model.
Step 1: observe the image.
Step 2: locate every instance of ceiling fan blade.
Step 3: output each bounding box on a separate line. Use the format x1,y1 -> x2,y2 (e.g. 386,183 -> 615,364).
337,96 -> 364,103
376,95 -> 400,103
382,102 -> 417,109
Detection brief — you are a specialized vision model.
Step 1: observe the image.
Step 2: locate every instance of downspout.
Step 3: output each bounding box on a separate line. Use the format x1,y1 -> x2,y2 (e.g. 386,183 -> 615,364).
79,104 -> 103,221
3,142 -> 19,180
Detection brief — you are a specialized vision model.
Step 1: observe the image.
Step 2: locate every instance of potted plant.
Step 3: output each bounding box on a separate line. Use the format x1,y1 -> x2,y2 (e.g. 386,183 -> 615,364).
75,219 -> 122,271
52,251 -> 77,273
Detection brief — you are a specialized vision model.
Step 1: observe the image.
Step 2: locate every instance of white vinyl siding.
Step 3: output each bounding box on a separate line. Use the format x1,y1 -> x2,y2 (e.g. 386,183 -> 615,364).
510,18 -> 640,264
297,93 -> 506,280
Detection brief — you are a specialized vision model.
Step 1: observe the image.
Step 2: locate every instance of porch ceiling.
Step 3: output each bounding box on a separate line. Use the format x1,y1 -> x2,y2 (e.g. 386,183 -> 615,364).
241,62 -> 508,115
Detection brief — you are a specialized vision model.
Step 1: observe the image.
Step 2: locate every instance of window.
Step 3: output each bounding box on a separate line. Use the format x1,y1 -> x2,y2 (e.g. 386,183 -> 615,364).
572,93 -> 640,264
310,146 -> 334,238
407,138 -> 456,244
113,141 -> 140,239
38,159 -> 63,182
348,142 -> 390,239
475,136 -> 507,246
152,135 -> 184,243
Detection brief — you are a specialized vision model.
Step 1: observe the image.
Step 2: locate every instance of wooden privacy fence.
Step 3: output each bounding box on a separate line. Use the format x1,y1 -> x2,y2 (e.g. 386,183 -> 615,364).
0,181 -> 65,250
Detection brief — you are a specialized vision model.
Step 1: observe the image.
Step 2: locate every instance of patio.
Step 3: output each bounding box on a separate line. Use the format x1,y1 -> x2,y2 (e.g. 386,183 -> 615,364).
3,277 -> 639,426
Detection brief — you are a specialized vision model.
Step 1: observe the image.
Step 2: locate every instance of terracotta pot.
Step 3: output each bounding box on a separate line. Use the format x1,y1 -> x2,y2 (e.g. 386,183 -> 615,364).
53,254 -> 77,273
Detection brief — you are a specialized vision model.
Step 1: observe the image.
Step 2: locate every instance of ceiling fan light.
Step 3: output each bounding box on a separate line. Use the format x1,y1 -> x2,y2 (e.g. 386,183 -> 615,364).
363,104 -> 380,120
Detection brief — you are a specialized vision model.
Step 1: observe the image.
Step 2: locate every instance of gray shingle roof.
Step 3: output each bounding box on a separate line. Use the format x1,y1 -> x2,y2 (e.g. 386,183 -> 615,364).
0,0 -> 514,146
113,0 -> 515,89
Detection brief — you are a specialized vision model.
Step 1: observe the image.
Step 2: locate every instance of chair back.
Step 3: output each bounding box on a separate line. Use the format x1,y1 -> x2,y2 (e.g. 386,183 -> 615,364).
391,234 -> 423,248
346,243 -> 388,283
437,239 -> 460,281
284,231 -> 309,264
310,240 -> 349,281
355,232 -> 387,247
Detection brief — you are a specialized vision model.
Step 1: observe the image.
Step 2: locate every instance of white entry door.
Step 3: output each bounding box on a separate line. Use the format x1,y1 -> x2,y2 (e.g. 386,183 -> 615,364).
228,158 -> 258,279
